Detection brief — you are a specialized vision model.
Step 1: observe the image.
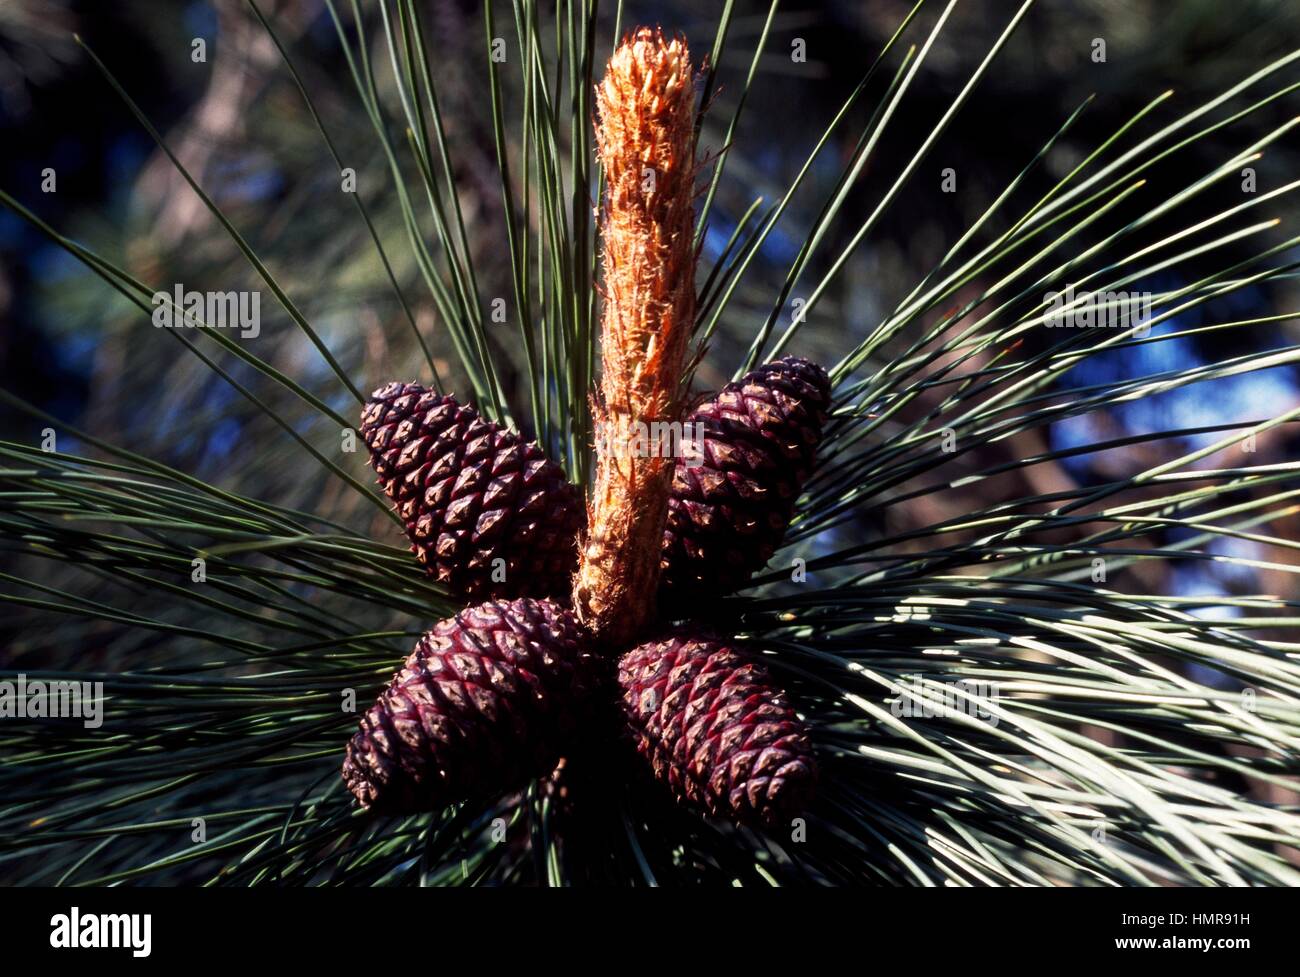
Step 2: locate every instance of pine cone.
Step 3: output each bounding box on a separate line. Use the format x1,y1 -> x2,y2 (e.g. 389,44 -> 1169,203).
661,356 -> 831,603
343,598 -> 601,815
617,632 -> 817,827
360,383 -> 583,601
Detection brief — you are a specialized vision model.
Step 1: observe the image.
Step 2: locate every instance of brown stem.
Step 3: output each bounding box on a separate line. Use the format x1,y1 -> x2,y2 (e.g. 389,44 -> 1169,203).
573,29 -> 697,646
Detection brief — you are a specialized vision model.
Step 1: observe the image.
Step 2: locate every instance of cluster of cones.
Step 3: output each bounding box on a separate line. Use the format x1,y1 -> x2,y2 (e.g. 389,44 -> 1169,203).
341,28 -> 831,829
343,355 -> 830,827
